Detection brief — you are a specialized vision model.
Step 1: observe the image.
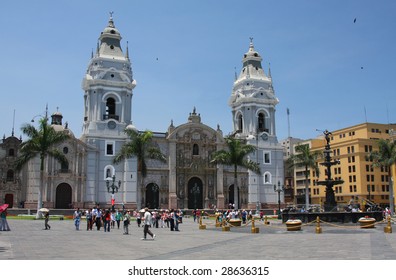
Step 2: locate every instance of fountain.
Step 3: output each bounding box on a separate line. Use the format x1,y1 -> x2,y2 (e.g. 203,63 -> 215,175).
316,130 -> 343,212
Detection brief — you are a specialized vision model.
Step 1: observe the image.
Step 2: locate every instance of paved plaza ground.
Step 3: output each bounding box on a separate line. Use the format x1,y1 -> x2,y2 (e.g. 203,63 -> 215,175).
1,217 -> 396,260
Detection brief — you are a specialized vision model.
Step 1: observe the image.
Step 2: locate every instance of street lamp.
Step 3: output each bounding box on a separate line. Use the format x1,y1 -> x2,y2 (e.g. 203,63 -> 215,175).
367,185 -> 371,200
274,181 -> 284,216
106,175 -> 121,211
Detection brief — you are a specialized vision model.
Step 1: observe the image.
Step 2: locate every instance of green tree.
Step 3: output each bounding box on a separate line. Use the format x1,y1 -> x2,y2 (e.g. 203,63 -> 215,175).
288,144 -> 321,210
15,117 -> 70,218
113,129 -> 166,208
370,138 -> 396,215
210,136 -> 260,209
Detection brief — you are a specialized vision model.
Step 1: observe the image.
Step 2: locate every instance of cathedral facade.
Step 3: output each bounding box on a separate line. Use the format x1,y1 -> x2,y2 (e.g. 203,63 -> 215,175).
1,15 -> 284,210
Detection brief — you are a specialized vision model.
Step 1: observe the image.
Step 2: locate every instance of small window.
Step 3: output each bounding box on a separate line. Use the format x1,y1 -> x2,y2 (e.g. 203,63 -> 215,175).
263,152 -> 271,164
110,45 -> 114,50
105,141 -> 115,156
106,144 -> 113,155
63,147 -> 69,154
8,149 -> 15,157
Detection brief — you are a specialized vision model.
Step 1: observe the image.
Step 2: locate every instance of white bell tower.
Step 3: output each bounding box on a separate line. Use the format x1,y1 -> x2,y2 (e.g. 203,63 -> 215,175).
81,13 -> 138,209
229,39 -> 284,210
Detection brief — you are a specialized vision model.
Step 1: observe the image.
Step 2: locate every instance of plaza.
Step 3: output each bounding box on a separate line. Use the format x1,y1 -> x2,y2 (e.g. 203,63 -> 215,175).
1,217 -> 396,260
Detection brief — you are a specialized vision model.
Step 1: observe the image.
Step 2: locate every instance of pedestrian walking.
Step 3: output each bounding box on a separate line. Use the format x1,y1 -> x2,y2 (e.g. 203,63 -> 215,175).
44,211 -> 51,230
115,210 -> 122,229
73,208 -> 82,230
123,210 -> 131,235
142,207 -> 155,240
0,209 -> 11,231
86,208 -> 93,230
103,209 -> 111,232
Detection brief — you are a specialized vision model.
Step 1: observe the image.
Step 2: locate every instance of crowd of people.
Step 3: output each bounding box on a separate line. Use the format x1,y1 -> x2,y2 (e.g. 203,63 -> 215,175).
69,206 -> 185,239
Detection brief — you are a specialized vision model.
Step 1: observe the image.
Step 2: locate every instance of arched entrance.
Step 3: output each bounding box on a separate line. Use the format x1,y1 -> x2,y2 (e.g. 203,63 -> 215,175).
55,183 -> 72,209
188,177 -> 203,209
145,183 -> 159,209
228,184 -> 240,209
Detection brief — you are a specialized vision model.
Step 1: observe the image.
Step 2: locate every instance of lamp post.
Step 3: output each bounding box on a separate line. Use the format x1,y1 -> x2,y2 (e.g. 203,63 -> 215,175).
274,181 -> 284,216
367,185 -> 371,200
106,175 -> 121,211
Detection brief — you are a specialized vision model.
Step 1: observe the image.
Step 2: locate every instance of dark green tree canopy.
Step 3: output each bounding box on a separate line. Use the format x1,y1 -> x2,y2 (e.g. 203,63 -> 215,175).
15,118 -> 70,171
210,136 -> 260,175
113,129 -> 166,177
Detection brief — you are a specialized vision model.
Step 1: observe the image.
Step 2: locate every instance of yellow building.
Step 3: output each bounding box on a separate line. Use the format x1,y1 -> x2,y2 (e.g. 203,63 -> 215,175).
293,123 -> 396,210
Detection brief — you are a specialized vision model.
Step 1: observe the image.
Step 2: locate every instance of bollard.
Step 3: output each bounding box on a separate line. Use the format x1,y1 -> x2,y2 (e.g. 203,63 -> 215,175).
264,215 -> 270,225
199,216 -> 206,230
215,214 -> 221,228
222,219 -> 230,232
251,218 -> 259,233
315,216 -> 322,234
384,216 -> 392,234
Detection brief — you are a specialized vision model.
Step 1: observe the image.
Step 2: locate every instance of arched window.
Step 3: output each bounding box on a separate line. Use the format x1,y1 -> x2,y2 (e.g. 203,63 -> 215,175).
106,97 -> 116,115
104,97 -> 118,120
258,113 -> 266,132
238,115 -> 243,132
193,144 -> 199,155
104,165 -> 115,180
264,172 -> 272,184
6,170 -> 14,181
8,149 -> 15,157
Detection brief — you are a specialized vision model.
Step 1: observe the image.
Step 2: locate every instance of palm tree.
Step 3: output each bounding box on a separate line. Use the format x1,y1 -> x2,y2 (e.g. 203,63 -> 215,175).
288,144 -> 321,210
113,129 -> 166,208
370,138 -> 396,215
210,136 -> 260,209
15,117 -> 70,218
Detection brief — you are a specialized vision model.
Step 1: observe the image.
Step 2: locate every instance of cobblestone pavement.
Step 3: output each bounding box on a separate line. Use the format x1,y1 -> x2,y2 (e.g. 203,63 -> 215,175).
1,217 -> 396,260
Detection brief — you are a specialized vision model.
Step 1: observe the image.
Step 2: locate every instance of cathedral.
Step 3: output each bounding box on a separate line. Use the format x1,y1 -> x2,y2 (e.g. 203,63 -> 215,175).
0,15 -> 284,211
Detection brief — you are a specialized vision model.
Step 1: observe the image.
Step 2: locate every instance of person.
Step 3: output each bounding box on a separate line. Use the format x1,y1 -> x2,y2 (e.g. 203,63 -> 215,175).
104,209 -> 111,232
0,209 -> 11,231
110,211 -> 116,229
192,209 -> 197,222
44,211 -> 51,230
115,210 -> 122,229
136,210 -> 142,227
241,209 -> 247,224
95,208 -> 102,230
196,209 -> 201,223
174,209 -> 180,231
73,208 -> 82,230
169,209 -> 175,231
123,210 -> 131,235
86,209 -> 93,230
142,207 -> 155,240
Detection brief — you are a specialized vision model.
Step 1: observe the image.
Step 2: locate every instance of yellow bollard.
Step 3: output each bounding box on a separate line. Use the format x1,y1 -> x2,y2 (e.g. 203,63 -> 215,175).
215,214 -> 221,228
264,215 -> 270,225
251,218 -> 259,233
384,216 -> 392,233
315,216 -> 322,234
222,219 -> 230,231
199,216 -> 206,230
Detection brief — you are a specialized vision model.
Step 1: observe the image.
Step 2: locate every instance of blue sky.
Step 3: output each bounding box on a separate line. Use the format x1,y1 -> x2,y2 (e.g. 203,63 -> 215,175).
1,0 -> 395,141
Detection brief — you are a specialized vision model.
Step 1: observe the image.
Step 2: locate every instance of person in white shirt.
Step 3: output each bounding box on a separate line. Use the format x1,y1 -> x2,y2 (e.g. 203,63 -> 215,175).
143,208 -> 155,240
